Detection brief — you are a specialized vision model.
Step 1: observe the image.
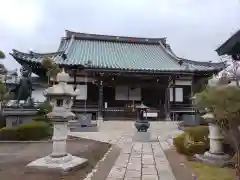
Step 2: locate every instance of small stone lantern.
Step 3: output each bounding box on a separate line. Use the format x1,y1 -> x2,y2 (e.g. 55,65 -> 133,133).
27,69 -> 87,172
134,103 -> 150,132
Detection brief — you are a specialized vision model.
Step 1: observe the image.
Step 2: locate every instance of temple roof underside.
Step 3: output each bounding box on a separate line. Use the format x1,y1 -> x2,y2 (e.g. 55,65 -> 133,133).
11,30 -> 226,75
216,30 -> 240,56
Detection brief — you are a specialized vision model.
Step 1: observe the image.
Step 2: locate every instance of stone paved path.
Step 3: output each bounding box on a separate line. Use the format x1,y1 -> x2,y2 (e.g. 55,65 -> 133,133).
69,121 -> 181,180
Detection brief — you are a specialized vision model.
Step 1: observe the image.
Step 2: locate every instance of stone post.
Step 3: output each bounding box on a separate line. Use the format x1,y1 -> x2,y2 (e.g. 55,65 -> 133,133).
208,123 -> 225,155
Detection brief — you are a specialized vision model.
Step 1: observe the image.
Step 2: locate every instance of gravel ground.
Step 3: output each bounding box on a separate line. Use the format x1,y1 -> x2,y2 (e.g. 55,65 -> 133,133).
0,138 -> 110,180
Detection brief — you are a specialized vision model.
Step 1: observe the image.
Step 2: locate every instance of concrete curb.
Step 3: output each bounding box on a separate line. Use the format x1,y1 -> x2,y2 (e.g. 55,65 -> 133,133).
84,145 -> 116,180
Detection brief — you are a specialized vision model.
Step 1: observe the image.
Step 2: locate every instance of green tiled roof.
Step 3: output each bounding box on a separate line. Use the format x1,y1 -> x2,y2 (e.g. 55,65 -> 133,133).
11,30 -> 226,73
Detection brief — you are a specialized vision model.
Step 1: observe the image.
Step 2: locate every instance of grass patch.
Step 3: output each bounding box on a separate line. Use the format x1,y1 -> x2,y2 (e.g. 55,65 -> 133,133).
187,161 -> 235,180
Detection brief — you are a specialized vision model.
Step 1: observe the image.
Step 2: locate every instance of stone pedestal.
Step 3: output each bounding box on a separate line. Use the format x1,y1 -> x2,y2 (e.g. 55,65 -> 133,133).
196,123 -> 230,166
51,122 -> 68,157
3,108 -> 37,127
27,120 -> 87,172
133,131 -> 152,142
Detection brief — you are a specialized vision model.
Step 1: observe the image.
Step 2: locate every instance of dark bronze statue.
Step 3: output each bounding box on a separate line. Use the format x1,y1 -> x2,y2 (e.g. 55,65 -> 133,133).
10,65 -> 33,106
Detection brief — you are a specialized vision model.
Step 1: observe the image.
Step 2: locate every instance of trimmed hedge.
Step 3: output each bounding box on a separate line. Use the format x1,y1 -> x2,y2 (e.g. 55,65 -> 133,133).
185,126 -> 209,142
173,126 -> 209,155
32,115 -> 50,124
0,121 -> 52,141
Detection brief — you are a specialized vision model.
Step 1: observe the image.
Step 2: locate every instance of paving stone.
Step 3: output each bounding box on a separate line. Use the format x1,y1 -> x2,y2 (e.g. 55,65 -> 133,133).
142,164 -> 156,168
142,158 -> 155,165
143,154 -> 154,159
129,158 -> 141,164
127,163 -> 141,170
130,153 -> 141,158
125,170 -> 141,178
142,167 -> 158,175
142,175 -> 158,180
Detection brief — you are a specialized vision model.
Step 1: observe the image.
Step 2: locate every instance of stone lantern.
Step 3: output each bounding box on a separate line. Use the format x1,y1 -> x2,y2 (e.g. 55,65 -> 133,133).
195,112 -> 230,166
27,69 -> 87,172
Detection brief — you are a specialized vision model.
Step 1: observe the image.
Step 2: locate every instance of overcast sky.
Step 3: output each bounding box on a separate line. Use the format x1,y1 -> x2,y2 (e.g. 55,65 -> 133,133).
0,0 -> 239,70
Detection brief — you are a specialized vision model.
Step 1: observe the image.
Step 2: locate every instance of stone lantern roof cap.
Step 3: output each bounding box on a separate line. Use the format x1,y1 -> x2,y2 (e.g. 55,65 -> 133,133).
44,69 -> 79,97
57,68 -> 70,82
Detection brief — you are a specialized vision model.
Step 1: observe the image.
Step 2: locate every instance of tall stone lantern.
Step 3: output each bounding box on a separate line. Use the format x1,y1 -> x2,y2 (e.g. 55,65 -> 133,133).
27,69 -> 87,172
195,112 -> 230,166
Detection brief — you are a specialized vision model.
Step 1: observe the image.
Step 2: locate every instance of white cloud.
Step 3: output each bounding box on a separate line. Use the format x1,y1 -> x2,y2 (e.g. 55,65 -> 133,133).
0,0 -> 44,34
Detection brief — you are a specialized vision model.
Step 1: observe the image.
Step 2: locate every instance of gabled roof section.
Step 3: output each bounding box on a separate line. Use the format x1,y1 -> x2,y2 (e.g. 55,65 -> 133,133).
11,30 -> 226,73
216,29 -> 240,55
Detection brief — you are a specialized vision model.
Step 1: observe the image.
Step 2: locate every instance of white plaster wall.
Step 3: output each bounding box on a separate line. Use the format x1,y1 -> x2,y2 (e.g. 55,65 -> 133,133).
32,87 -> 45,102
76,85 -> 87,100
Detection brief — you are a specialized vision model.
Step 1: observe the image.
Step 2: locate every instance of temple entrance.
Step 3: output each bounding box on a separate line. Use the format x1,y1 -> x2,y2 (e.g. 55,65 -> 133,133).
142,87 -> 165,109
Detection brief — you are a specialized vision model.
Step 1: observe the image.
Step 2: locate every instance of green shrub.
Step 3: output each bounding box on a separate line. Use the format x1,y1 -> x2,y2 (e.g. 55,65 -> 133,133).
0,121 -> 52,141
32,115 -> 50,123
17,121 -> 52,140
0,115 -> 6,128
185,142 -> 207,155
0,126 -> 19,140
185,126 -> 209,142
36,101 -> 52,115
184,133 -> 209,155
173,133 -> 188,154
173,126 -> 210,156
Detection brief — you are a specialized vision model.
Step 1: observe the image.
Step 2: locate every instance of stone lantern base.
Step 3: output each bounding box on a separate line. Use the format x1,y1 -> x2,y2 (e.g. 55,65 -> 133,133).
26,154 -> 87,173
195,122 -> 230,166
195,152 -> 230,167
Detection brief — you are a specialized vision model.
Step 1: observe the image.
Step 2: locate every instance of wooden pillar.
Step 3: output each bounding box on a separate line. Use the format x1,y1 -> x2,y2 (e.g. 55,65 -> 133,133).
73,69 -> 77,90
98,80 -> 103,120
165,77 -> 172,121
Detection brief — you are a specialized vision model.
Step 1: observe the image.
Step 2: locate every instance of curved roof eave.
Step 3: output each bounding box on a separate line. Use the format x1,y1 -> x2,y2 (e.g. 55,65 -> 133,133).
216,29 -> 240,55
